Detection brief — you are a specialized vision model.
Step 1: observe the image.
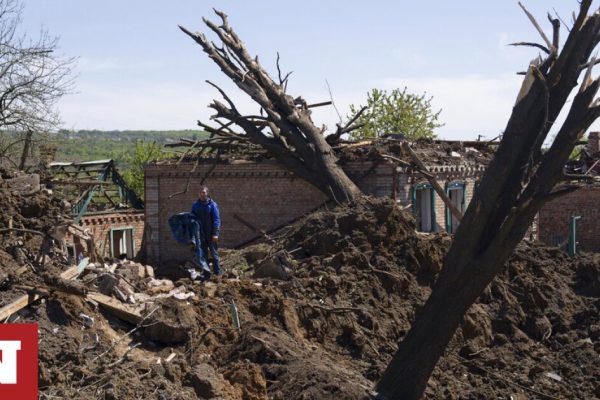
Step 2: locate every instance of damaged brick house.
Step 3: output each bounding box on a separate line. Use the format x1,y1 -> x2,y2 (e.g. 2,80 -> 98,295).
144,140 -> 493,266
537,132 -> 600,253
47,159 -> 145,261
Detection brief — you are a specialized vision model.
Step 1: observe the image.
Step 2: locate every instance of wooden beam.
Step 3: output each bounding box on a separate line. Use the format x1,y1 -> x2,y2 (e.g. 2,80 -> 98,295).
381,154 -> 411,168
402,142 -> 463,223
233,213 -> 274,242
0,259 -> 88,322
86,292 -> 142,324
0,293 -> 43,322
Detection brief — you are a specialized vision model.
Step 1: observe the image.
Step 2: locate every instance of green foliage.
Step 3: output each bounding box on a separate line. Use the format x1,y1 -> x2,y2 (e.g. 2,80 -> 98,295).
120,141 -> 167,197
570,144 -> 585,160
45,130 -> 208,197
347,88 -> 443,140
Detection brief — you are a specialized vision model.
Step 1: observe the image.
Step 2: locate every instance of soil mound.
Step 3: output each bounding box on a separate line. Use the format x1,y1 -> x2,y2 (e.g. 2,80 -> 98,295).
1,182 -> 598,399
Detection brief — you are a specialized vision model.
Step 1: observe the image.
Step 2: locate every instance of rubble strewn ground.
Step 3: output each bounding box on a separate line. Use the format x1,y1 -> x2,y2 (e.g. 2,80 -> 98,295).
1,169 -> 599,399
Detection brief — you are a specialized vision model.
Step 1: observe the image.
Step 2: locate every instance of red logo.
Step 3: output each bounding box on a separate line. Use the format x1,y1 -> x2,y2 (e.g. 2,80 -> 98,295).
0,324 -> 38,399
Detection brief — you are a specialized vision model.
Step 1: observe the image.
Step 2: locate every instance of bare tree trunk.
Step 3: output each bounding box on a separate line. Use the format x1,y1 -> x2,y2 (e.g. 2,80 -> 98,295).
18,130 -> 33,170
377,2 -> 600,398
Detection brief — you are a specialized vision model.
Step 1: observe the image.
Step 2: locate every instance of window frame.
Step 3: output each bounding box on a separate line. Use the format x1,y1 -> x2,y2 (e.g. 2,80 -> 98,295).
445,181 -> 466,233
109,226 -> 135,259
412,182 -> 436,232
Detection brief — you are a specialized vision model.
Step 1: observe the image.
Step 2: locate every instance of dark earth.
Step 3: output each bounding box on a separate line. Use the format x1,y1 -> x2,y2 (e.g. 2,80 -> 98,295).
0,167 -> 598,399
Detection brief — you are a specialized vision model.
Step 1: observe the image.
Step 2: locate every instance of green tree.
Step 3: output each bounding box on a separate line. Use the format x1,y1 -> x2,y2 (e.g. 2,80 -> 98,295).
348,87 -> 443,140
121,141 -> 166,197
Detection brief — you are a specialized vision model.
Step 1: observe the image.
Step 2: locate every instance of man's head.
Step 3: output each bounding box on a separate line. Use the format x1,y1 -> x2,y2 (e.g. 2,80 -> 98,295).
198,186 -> 209,201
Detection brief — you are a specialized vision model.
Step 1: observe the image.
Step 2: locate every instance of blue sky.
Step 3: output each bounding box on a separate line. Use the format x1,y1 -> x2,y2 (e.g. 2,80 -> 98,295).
21,1 -> 586,139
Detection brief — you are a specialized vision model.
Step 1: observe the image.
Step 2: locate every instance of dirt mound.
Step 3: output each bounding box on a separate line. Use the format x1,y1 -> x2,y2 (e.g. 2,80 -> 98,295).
229,198 -> 599,399
1,182 -> 598,399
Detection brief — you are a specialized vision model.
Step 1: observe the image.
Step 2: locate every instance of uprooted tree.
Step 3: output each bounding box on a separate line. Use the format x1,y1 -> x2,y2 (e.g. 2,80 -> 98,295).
376,2 -> 600,399
179,12 -> 364,203
182,2 -> 600,399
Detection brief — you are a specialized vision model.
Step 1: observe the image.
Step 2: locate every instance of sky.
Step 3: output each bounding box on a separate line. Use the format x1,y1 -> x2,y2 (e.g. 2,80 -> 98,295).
20,0 -> 590,140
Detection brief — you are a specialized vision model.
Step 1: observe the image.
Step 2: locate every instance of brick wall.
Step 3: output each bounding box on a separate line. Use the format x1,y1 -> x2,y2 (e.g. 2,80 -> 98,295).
145,160 -> 485,265
66,212 -> 145,259
145,161 -> 330,265
538,186 -> 600,252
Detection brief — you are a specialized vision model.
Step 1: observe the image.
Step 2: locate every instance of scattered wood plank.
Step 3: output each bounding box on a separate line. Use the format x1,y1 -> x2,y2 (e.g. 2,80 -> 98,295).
233,214 -> 275,243
0,293 -> 43,322
0,258 -> 89,322
86,292 -> 143,325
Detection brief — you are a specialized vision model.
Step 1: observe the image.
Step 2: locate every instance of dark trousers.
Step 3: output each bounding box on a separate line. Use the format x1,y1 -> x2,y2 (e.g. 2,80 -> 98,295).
201,240 -> 220,274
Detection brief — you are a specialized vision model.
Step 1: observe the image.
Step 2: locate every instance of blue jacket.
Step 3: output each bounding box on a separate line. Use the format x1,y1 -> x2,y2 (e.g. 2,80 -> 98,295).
168,212 -> 209,271
191,198 -> 221,238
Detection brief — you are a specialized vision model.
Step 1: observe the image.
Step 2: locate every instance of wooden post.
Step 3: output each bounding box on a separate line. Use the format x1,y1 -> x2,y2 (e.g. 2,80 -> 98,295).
402,142 -> 463,223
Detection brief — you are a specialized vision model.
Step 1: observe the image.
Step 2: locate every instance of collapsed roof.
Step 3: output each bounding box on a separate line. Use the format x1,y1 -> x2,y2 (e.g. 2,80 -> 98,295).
46,159 -> 144,222
160,137 -> 497,169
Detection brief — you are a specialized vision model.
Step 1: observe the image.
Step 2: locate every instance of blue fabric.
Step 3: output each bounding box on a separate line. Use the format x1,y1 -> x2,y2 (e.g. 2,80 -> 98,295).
191,198 -> 221,238
191,198 -> 221,275
168,212 -> 209,272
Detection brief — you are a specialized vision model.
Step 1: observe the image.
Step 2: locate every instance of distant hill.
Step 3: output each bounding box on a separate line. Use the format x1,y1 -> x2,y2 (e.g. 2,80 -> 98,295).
49,129 -> 208,166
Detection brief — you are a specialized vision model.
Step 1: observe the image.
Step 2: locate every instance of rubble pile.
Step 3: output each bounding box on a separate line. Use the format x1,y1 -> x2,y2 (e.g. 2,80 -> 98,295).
0,171 -> 599,399
84,259 -> 197,304
334,138 -> 495,167
168,137 -> 497,169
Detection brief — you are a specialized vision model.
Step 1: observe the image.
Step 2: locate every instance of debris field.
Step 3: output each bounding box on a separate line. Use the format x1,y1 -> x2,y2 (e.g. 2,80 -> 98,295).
0,167 -> 599,399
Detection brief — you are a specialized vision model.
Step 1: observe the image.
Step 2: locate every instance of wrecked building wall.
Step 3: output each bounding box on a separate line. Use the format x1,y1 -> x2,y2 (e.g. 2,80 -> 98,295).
67,212 -> 145,260
145,161 -> 329,266
397,165 -> 482,232
145,160 -> 485,265
144,161 -> 397,266
538,186 -> 600,252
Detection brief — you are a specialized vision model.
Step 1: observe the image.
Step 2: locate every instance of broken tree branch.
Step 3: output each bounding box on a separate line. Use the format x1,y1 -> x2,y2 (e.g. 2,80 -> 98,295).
0,227 -> 44,236
509,41 -> 550,54
233,213 -> 275,243
380,154 -> 411,168
519,2 -> 554,52
329,106 -> 368,144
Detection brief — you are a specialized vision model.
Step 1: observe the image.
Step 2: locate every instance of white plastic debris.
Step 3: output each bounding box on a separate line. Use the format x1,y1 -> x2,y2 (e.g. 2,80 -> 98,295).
79,313 -> 94,328
544,371 -> 562,382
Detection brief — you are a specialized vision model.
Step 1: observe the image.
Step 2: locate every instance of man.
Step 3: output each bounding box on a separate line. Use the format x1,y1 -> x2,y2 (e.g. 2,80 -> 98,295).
191,186 -> 221,277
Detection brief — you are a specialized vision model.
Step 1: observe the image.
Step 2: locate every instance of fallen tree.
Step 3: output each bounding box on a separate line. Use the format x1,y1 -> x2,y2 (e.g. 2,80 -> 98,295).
376,2 -> 600,398
179,11 -> 363,203
181,4 -> 600,398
